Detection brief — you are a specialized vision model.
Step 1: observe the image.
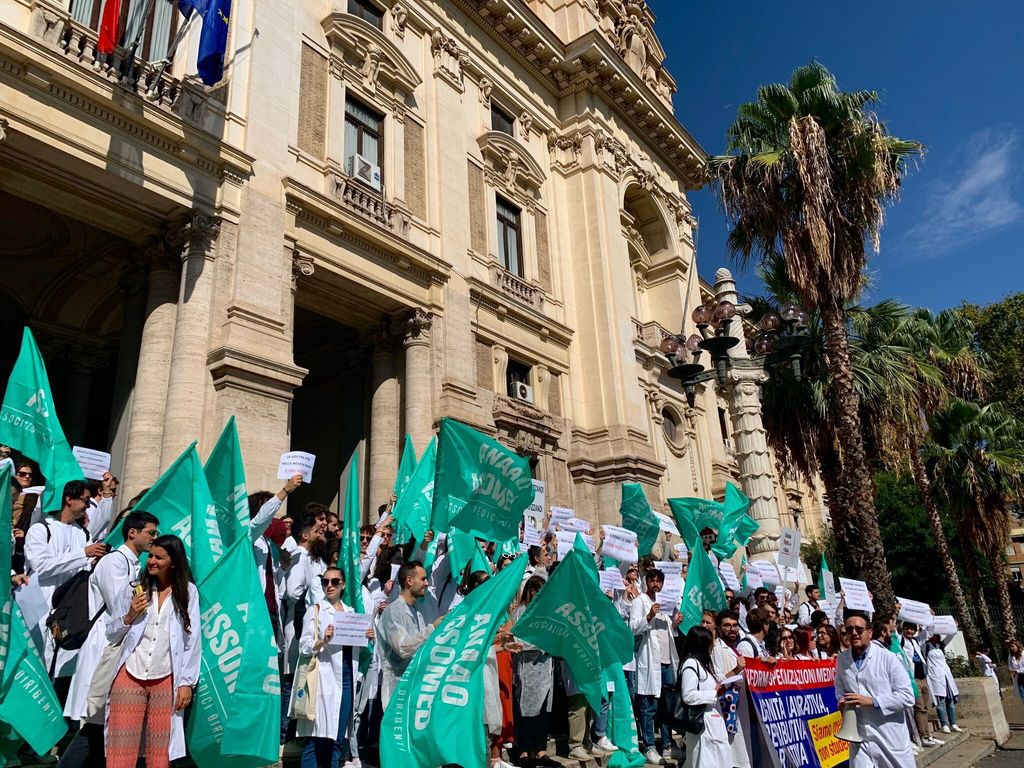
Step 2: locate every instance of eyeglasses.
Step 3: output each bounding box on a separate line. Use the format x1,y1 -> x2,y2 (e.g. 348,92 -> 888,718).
781,634 -> 794,640
320,578 -> 343,587
360,536 -> 372,542
16,472 -> 32,478
846,626 -> 868,635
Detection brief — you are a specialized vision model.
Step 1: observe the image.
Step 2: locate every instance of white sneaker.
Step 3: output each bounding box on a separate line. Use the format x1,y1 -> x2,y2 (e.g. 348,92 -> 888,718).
924,737 -> 945,746
941,725 -> 951,733
593,737 -> 616,753
644,748 -> 664,765
496,760 -> 521,768
661,748 -> 673,761
951,724 -> 964,733
912,745 -> 923,755
568,746 -> 591,761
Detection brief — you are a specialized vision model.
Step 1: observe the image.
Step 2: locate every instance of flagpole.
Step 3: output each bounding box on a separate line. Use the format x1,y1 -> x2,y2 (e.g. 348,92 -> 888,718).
146,12 -> 198,98
117,0 -> 160,81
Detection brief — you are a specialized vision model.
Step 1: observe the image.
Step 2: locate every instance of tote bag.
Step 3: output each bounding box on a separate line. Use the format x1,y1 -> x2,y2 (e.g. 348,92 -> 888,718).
291,605 -> 320,721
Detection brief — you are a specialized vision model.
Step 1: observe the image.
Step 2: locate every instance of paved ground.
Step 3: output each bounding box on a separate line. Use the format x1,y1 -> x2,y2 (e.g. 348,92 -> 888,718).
975,690 -> 1024,768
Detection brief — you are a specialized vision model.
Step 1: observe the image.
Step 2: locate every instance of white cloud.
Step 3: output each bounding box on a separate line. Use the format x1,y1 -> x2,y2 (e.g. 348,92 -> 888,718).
906,127 -> 1023,257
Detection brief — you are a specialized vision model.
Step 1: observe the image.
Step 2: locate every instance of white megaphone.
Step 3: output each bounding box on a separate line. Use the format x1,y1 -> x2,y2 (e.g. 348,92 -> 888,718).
836,705 -> 863,743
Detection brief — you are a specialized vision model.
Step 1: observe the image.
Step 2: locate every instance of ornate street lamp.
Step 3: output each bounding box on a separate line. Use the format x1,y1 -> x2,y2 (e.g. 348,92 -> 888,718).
660,299 -> 811,406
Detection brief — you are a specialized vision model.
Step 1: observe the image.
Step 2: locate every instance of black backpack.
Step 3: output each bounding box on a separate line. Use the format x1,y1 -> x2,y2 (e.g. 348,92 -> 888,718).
46,569 -> 97,653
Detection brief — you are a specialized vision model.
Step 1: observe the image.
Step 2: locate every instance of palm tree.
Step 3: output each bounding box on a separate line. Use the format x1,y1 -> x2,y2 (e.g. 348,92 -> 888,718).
708,62 -> 922,612
925,401 -> 1024,646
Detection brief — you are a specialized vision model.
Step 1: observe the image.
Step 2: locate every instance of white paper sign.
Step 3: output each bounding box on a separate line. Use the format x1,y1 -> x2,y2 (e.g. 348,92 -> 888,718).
278,451 -> 316,483
751,560 -> 781,586
931,615 -> 957,636
526,479 -> 545,521
556,530 -> 594,560
708,550 -> 719,569
656,578 -> 684,613
563,517 -> 592,534
774,586 -> 786,606
654,561 -> 683,580
743,565 -> 764,592
838,577 -> 874,613
522,521 -> 542,548
654,512 -> 679,536
599,525 -> 638,563
819,568 -> 838,602
332,611 -> 374,646
897,597 -> 933,628
818,599 -> 834,618
549,506 -> 574,529
673,543 -> 688,562
718,562 -> 741,591
778,527 -> 802,571
72,446 -> 111,481
599,569 -> 626,593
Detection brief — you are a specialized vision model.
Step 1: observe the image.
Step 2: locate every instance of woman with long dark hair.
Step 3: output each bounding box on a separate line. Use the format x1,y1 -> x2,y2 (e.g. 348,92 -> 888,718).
103,534 -> 200,768
816,625 -> 841,658
679,626 -> 730,767
793,626 -> 816,660
512,575 -> 557,768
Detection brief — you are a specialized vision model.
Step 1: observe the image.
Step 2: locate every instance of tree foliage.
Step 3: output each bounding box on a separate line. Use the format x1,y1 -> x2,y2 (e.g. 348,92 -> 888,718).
960,293 -> 1024,423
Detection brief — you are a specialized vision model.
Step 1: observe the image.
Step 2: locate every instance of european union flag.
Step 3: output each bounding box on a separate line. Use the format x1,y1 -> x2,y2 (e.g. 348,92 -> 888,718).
197,0 -> 231,85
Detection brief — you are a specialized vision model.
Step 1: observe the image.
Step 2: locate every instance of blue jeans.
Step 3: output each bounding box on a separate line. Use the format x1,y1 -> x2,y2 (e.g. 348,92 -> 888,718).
654,663 -> 677,748
592,699 -> 609,739
637,693 -> 658,749
935,696 -> 957,727
301,648 -> 354,768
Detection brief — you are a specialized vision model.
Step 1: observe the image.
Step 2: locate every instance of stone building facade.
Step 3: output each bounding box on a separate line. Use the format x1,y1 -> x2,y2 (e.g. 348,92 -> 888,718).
0,0 -> 825,555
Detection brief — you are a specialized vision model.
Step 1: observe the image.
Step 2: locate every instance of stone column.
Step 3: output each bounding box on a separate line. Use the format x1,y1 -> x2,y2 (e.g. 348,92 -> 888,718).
121,243 -> 180,500
402,309 -> 433,454
368,328 -> 399,516
715,267 -> 783,560
159,212 -> 221,469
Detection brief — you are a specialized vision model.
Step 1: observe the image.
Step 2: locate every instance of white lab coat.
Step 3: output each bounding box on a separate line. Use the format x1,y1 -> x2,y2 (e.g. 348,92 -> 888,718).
712,639 -> 751,768
23,518 -> 90,675
87,497 -> 115,542
284,547 -> 314,675
834,643 -> 916,768
629,593 -> 677,697
64,546 -> 140,720
103,582 -> 202,761
680,657 -> 730,768
924,638 -> 959,704
294,599 -> 359,740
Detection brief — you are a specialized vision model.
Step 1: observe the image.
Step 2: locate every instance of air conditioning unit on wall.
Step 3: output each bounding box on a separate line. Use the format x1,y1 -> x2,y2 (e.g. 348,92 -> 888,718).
347,153 -> 382,191
511,382 -> 534,404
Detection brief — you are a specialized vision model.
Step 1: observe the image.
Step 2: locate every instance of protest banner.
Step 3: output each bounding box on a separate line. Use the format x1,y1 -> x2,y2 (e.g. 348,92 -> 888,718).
390,438 -> 436,544
654,560 -> 683,580
562,517 -> 592,533
382,555 -> 528,768
778,527 -> 802,571
72,446 -> 110,481
277,451 -> 315,483
818,556 -> 838,603
897,597 -> 933,628
203,418 -> 251,549
751,559 -> 782,586
394,434 -> 417,498
526,479 -> 545,523
556,530 -> 594,559
745,658 -> 849,768
838,578 -> 874,613
679,544 -> 727,632
807,711 -> 851,768
600,525 -> 638,563
932,615 -> 958,636
620,483 -> 660,556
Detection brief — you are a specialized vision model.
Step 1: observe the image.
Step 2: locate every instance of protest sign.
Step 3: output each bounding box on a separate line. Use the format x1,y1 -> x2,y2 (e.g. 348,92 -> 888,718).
718,562 -> 741,591
599,569 -> 626,593
526,479 -> 545,522
382,556 -> 527,768
654,512 -> 679,536
72,446 -> 110,481
673,542 -> 688,561
278,451 -> 315,483
549,506 -> 574,528
897,597 -> 933,628
932,615 -> 958,636
522,520 -> 542,548
563,517 -> 592,533
556,530 -> 594,559
333,612 -> 374,647
745,658 -> 848,768
600,525 -> 638,563
654,561 -> 683,580
655,578 -> 684,615
743,564 -> 764,592
807,711 -> 850,768
619,483 -> 660,556
750,560 -> 781,586
778,527 -> 802,571
838,578 -> 874,613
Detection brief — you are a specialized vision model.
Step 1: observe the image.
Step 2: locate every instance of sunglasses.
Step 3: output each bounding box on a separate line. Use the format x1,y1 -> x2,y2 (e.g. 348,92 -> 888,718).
320,577 -> 343,587
781,634 -> 794,640
846,626 -> 868,635
360,536 -> 372,542
16,472 -> 32,478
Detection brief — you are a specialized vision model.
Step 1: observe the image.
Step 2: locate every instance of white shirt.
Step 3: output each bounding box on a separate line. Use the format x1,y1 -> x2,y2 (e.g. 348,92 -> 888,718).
126,590 -> 174,679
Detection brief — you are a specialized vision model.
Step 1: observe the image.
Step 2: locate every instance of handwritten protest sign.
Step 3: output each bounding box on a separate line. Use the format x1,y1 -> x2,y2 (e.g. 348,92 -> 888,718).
838,578 -> 874,613
599,569 -> 625,593
278,451 -> 316,483
600,525 -> 638,563
72,446 -> 110,481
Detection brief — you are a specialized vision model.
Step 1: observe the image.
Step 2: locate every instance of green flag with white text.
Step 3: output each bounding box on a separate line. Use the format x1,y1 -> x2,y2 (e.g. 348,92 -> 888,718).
431,418 -> 534,543
381,554 -> 528,768
619,482 -> 660,557
512,548 -> 633,712
680,542 -> 728,633
0,328 -> 83,513
339,453 -> 364,613
711,482 -> 758,558
203,417 -> 249,549
391,437 -> 436,546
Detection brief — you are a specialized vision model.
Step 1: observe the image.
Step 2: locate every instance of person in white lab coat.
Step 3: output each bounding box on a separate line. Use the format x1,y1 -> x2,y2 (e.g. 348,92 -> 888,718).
295,566 -> 374,768
103,534 -> 200,768
679,625 -> 730,768
23,479 -> 109,675
834,610 -> 915,768
924,630 -> 962,733
59,510 -> 159,768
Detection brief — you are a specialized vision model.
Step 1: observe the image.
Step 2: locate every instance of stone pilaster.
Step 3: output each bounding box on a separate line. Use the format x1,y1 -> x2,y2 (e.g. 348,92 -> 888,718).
402,309 -> 433,453
368,326 -> 399,517
159,212 -> 220,469
122,242 -> 180,500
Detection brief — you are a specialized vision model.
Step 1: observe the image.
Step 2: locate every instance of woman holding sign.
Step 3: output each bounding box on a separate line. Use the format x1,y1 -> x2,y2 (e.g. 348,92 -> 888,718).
295,566 -> 375,768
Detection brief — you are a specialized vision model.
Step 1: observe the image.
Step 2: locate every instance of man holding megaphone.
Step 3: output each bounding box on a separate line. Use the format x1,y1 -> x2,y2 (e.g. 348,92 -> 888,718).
834,610 -> 916,767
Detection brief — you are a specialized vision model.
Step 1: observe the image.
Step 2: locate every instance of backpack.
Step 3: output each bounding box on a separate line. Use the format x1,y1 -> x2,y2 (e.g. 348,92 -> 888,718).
46,569 -> 98,652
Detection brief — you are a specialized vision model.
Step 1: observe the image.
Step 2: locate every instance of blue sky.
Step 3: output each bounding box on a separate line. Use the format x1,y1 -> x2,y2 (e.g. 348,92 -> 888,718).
647,0 -> 1024,311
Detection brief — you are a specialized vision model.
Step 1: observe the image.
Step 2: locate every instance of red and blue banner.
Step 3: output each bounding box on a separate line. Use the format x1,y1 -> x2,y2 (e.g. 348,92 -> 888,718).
744,658 -> 850,768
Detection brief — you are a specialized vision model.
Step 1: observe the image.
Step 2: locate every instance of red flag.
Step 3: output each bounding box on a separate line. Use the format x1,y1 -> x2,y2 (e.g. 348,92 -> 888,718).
97,0 -> 122,54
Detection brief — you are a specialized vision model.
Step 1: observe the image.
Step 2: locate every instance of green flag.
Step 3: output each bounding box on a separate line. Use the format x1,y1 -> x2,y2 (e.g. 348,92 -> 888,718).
0,606 -> 66,756
619,482 -> 660,557
390,437 -> 436,545
680,542 -> 728,633
604,665 -> 645,768
394,434 -> 418,497
711,482 -> 755,558
203,417 -> 249,549
431,418 -> 534,543
818,554 -> 837,602
340,453 -> 364,613
667,497 -> 706,548
0,328 -> 83,513
381,554 -> 528,768
0,465 -> 12,680
513,548 -> 633,712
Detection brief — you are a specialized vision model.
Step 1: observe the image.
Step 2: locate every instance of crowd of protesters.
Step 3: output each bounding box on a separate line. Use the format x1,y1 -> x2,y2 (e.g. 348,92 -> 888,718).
4,448 -> 1013,768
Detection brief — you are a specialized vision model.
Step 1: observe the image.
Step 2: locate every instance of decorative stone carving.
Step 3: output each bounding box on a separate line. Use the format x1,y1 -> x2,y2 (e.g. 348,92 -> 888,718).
548,130 -> 583,170
518,111 -> 533,140
430,28 -> 468,89
322,12 -> 421,102
166,211 -> 221,258
391,2 -> 408,38
291,250 -> 315,288
478,131 -> 546,203
400,308 -> 433,345
478,76 -> 493,106
0,117 -> 8,144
